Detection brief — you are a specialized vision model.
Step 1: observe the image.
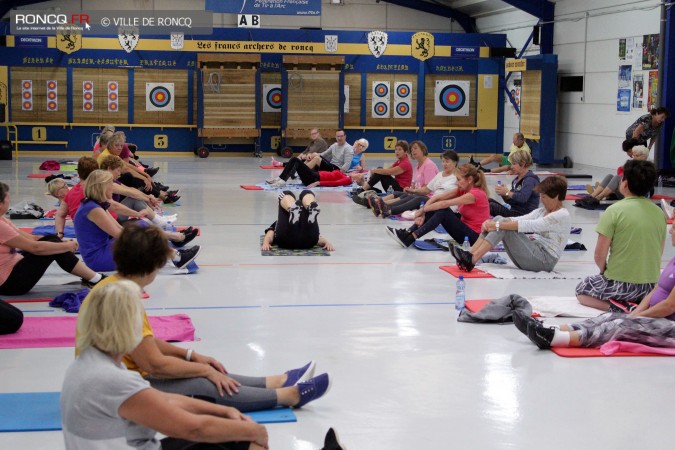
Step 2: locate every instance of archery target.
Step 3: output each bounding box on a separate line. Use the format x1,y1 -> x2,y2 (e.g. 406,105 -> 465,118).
434,80 -> 470,116
372,81 -> 390,118
108,81 -> 119,112
394,82 -> 412,119
22,80 -> 33,111
373,82 -> 390,98
373,101 -> 389,117
46,80 -> 58,111
263,84 -> 282,113
83,81 -> 94,112
146,83 -> 174,111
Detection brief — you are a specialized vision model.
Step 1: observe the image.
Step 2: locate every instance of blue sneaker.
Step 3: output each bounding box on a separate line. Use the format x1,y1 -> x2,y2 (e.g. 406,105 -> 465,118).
282,360 -> 316,387
294,373 -> 331,408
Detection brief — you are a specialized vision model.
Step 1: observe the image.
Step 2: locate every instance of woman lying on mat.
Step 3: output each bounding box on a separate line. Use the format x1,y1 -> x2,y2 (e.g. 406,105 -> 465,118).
265,156 -> 352,189
515,223 -> 675,350
489,149 -> 540,218
75,223 -> 332,415
575,142 -> 649,208
386,164 -> 489,249
262,190 -> 334,251
0,182 -> 108,295
451,176 -> 571,272
73,170 -> 200,272
365,150 -> 459,218
65,280 -> 270,450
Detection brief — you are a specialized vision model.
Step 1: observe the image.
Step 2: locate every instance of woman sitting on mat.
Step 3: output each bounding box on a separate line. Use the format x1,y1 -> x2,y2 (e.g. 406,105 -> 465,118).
0,182 -> 107,295
347,138 -> 369,172
73,170 -> 200,272
367,150 -> 458,218
66,280 -> 271,450
451,176 -> 571,272
576,143 -> 649,208
76,223 -> 331,415
262,190 -> 335,251
490,149 -> 540,218
386,164 -> 489,248
514,222 -> 675,350
91,124 -> 115,161
353,140 -> 413,193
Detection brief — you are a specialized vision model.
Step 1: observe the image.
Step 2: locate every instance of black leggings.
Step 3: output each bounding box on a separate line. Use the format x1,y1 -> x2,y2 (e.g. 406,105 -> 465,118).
161,438 -> 250,450
273,191 -> 320,249
0,299 -> 23,335
0,235 -> 81,296
388,193 -> 428,215
279,157 -> 320,185
409,209 -> 479,245
367,173 -> 402,193
118,173 -> 163,197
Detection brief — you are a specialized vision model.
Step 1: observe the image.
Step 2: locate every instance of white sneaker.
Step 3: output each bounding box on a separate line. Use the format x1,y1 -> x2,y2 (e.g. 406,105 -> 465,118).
266,177 -> 279,184
270,179 -> 287,188
661,199 -> 673,219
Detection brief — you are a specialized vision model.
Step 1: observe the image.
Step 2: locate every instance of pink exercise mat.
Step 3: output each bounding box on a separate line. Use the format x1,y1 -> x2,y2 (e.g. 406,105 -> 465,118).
0,314 -> 195,349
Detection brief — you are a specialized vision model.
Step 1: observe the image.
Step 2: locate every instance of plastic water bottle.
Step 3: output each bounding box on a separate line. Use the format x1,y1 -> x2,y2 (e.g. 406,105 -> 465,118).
387,185 -> 394,195
419,201 -> 425,211
658,175 -> 663,194
455,275 -> 466,311
462,236 -> 470,251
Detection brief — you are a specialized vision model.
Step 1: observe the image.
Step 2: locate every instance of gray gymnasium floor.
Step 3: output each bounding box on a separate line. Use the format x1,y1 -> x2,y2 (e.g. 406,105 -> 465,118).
1,154 -> 674,450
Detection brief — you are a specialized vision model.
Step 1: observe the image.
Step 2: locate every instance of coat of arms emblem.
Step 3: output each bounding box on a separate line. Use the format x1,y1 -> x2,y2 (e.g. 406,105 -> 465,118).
367,31 -> 388,58
56,24 -> 81,54
411,32 -> 434,61
118,27 -> 140,53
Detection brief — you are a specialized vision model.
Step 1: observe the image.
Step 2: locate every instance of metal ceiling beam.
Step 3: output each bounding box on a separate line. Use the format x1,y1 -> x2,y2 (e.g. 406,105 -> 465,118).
380,0 -> 478,34
1,1 -> 50,21
500,0 -> 555,53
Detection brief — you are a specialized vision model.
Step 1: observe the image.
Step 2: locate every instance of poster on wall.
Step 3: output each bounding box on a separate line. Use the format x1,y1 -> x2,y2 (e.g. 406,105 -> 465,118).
642,34 -> 660,70
371,81 -> 390,118
145,83 -> 174,112
618,65 -> 632,89
434,80 -> 469,116
617,89 -> 631,113
83,81 -> 94,112
632,73 -> 644,110
344,85 -> 349,113
648,70 -> 659,111
632,36 -> 642,69
262,84 -> 282,113
108,81 -> 119,112
21,80 -> 32,111
46,80 -> 58,112
619,38 -> 626,60
393,82 -> 412,119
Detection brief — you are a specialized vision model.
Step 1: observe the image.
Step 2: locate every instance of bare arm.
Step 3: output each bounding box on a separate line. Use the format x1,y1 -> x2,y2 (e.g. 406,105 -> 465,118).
630,286 -> 675,318
54,200 -> 70,235
261,230 -> 274,251
87,207 -> 123,238
594,234 -> 611,273
4,233 -> 77,255
317,235 -> 334,251
108,200 -> 151,219
112,183 -> 152,204
119,389 -> 268,447
372,165 -> 404,176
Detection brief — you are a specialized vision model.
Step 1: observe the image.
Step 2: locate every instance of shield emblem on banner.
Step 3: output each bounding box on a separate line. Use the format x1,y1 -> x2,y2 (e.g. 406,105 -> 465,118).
170,32 -> 184,50
56,25 -> 81,54
118,27 -> 140,53
367,31 -> 388,58
411,32 -> 434,61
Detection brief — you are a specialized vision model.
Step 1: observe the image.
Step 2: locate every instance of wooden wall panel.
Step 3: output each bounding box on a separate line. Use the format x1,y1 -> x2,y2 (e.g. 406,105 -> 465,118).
424,74 -> 476,128
286,70 -> 339,129
261,72 -> 281,128
134,70 -> 188,125
520,71 -> 542,138
11,67 -> 67,123
365,73 -> 417,127
344,73 -> 361,128
201,69 -> 256,128
72,68 -> 128,123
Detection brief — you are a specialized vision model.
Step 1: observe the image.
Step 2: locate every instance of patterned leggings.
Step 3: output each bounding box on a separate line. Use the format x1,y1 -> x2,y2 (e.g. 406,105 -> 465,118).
570,313 -> 675,348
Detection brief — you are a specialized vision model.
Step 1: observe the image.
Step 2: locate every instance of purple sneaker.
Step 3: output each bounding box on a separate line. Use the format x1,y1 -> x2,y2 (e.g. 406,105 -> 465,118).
282,360 -> 316,387
294,373 -> 331,408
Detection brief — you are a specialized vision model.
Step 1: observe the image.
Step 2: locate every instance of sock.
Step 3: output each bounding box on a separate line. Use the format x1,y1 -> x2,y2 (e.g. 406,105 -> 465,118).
88,273 -> 102,283
150,215 -> 164,225
172,252 -> 181,263
551,330 -> 571,347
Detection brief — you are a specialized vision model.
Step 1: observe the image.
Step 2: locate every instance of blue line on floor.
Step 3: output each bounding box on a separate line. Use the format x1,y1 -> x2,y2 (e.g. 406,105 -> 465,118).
22,309 -> 56,313
270,302 -> 453,308
145,306 -> 262,311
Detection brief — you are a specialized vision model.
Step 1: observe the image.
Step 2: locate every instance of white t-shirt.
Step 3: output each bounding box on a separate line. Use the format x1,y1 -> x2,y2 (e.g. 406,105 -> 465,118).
425,172 -> 457,195
61,347 -> 159,450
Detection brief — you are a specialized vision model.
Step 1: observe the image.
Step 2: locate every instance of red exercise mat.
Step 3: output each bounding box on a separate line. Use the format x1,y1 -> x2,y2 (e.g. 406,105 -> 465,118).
465,299 -> 491,313
27,173 -> 51,178
241,185 -> 264,190
4,298 -> 51,304
439,265 -> 494,279
652,194 -> 675,200
565,194 -> 582,200
260,165 -> 282,169
550,347 -> 655,358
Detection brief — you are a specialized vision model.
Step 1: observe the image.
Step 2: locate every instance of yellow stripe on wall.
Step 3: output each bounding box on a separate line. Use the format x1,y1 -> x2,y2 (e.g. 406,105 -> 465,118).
476,74 -> 497,130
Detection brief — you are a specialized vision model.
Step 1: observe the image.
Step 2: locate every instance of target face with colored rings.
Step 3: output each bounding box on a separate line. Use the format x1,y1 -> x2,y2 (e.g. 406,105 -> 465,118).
396,84 -> 410,98
84,102 -> 93,111
266,87 -> 282,109
109,92 -> 118,101
374,83 -> 389,97
109,103 -> 118,111
149,86 -> 172,108
23,101 -> 32,109
47,91 -> 57,100
83,82 -> 93,90
374,101 -> 388,116
47,101 -> 57,110
84,92 -> 93,101
22,81 -> 31,89
47,81 -> 57,90
23,92 -> 31,99
108,82 -> 117,90
438,84 -> 466,112
396,102 -> 409,116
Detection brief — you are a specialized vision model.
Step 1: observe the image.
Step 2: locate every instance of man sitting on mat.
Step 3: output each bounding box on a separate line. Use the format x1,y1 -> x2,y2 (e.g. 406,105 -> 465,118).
516,223 -> 675,350
262,190 -> 335,251
308,129 -> 354,173
575,159 -> 665,312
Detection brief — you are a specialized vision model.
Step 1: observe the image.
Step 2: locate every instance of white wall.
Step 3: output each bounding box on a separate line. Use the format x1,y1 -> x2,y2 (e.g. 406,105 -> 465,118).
480,0 -> 662,169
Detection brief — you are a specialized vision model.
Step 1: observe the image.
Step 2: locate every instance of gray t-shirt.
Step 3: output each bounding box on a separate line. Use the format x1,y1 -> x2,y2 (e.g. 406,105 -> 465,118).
61,347 -> 159,450
320,142 -> 354,172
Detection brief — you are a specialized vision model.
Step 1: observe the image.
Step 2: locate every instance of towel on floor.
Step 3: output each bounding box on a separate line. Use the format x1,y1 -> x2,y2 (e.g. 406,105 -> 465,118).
478,262 -> 592,279
49,289 -> 90,313
527,296 -> 602,318
0,315 -> 195,349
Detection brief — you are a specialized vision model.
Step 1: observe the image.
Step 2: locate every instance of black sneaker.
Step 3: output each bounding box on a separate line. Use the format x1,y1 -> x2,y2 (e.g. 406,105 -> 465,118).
321,428 -> 345,450
527,322 -> 555,349
367,194 -> 381,217
469,156 -> 480,167
386,227 -> 414,248
512,310 -> 538,336
455,247 -> 475,272
174,245 -> 201,268
307,202 -> 320,224
288,204 -> 302,224
173,228 -> 198,247
145,167 -> 160,177
608,299 -> 638,314
81,274 -> 108,288
163,194 -> 181,205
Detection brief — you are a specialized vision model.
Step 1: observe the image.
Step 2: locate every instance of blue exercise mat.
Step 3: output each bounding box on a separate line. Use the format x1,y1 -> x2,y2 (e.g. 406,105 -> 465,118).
0,392 -> 296,432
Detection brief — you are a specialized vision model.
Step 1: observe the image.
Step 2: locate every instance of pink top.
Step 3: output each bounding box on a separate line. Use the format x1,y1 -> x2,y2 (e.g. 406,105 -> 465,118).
457,187 -> 490,233
0,217 -> 24,285
413,157 -> 439,187
393,156 -> 413,188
